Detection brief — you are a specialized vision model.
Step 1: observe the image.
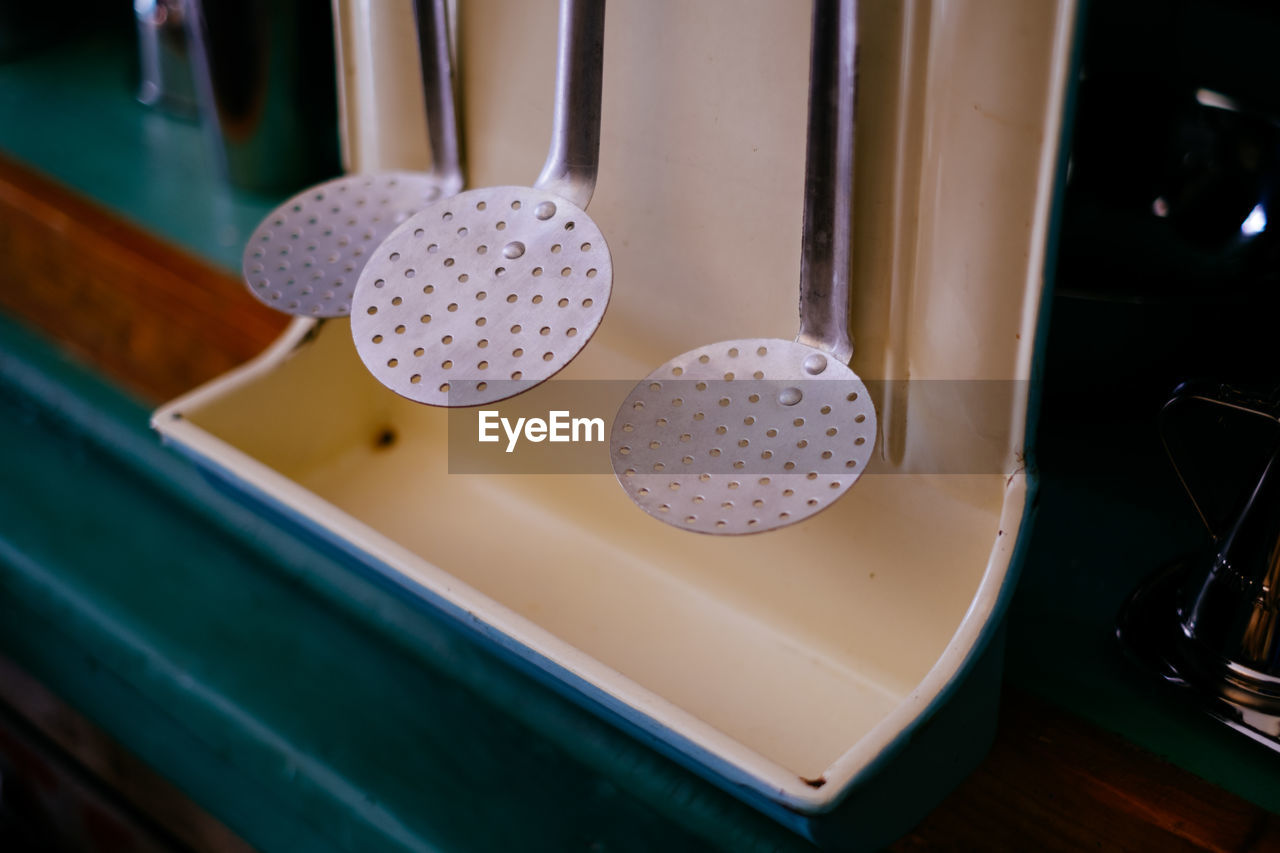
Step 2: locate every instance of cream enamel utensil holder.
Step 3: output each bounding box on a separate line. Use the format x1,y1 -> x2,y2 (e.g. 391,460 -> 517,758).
155,1 -> 1080,846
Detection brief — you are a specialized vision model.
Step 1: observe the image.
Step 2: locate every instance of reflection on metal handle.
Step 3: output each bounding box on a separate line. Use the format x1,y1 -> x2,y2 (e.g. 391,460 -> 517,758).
796,0 -> 857,365
413,0 -> 465,195
534,0 -> 606,210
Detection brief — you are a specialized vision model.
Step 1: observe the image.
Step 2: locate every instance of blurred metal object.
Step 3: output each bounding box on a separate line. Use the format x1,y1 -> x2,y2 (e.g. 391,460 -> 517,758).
1060,75 -> 1280,302
411,0 -> 464,197
239,0 -> 465,318
135,0 -> 198,119
1120,381 -> 1280,754
184,0 -> 341,194
329,0 -> 435,173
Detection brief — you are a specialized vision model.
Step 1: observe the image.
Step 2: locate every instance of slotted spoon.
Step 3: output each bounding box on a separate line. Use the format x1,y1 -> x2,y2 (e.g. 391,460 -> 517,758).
350,0 -> 611,408
609,0 -> 875,535
241,0 -> 464,318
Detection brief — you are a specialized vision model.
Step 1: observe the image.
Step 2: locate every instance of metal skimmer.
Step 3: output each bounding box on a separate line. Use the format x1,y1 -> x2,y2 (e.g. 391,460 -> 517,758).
350,0 -> 611,408
241,0 -> 464,318
610,0 -> 875,535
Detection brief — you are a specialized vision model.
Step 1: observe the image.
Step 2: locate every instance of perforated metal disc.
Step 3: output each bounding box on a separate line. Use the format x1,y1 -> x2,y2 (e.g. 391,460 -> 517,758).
350,185 -> 612,407
242,172 -> 452,318
610,338 -> 877,535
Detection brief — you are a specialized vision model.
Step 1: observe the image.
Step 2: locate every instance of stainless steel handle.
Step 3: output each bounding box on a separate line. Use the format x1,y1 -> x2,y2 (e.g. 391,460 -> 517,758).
413,0 -> 465,195
796,0 -> 857,365
534,0 -> 606,209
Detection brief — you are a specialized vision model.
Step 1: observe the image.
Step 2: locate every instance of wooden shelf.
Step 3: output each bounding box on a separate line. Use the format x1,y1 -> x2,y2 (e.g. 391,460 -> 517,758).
0,152 -> 287,402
